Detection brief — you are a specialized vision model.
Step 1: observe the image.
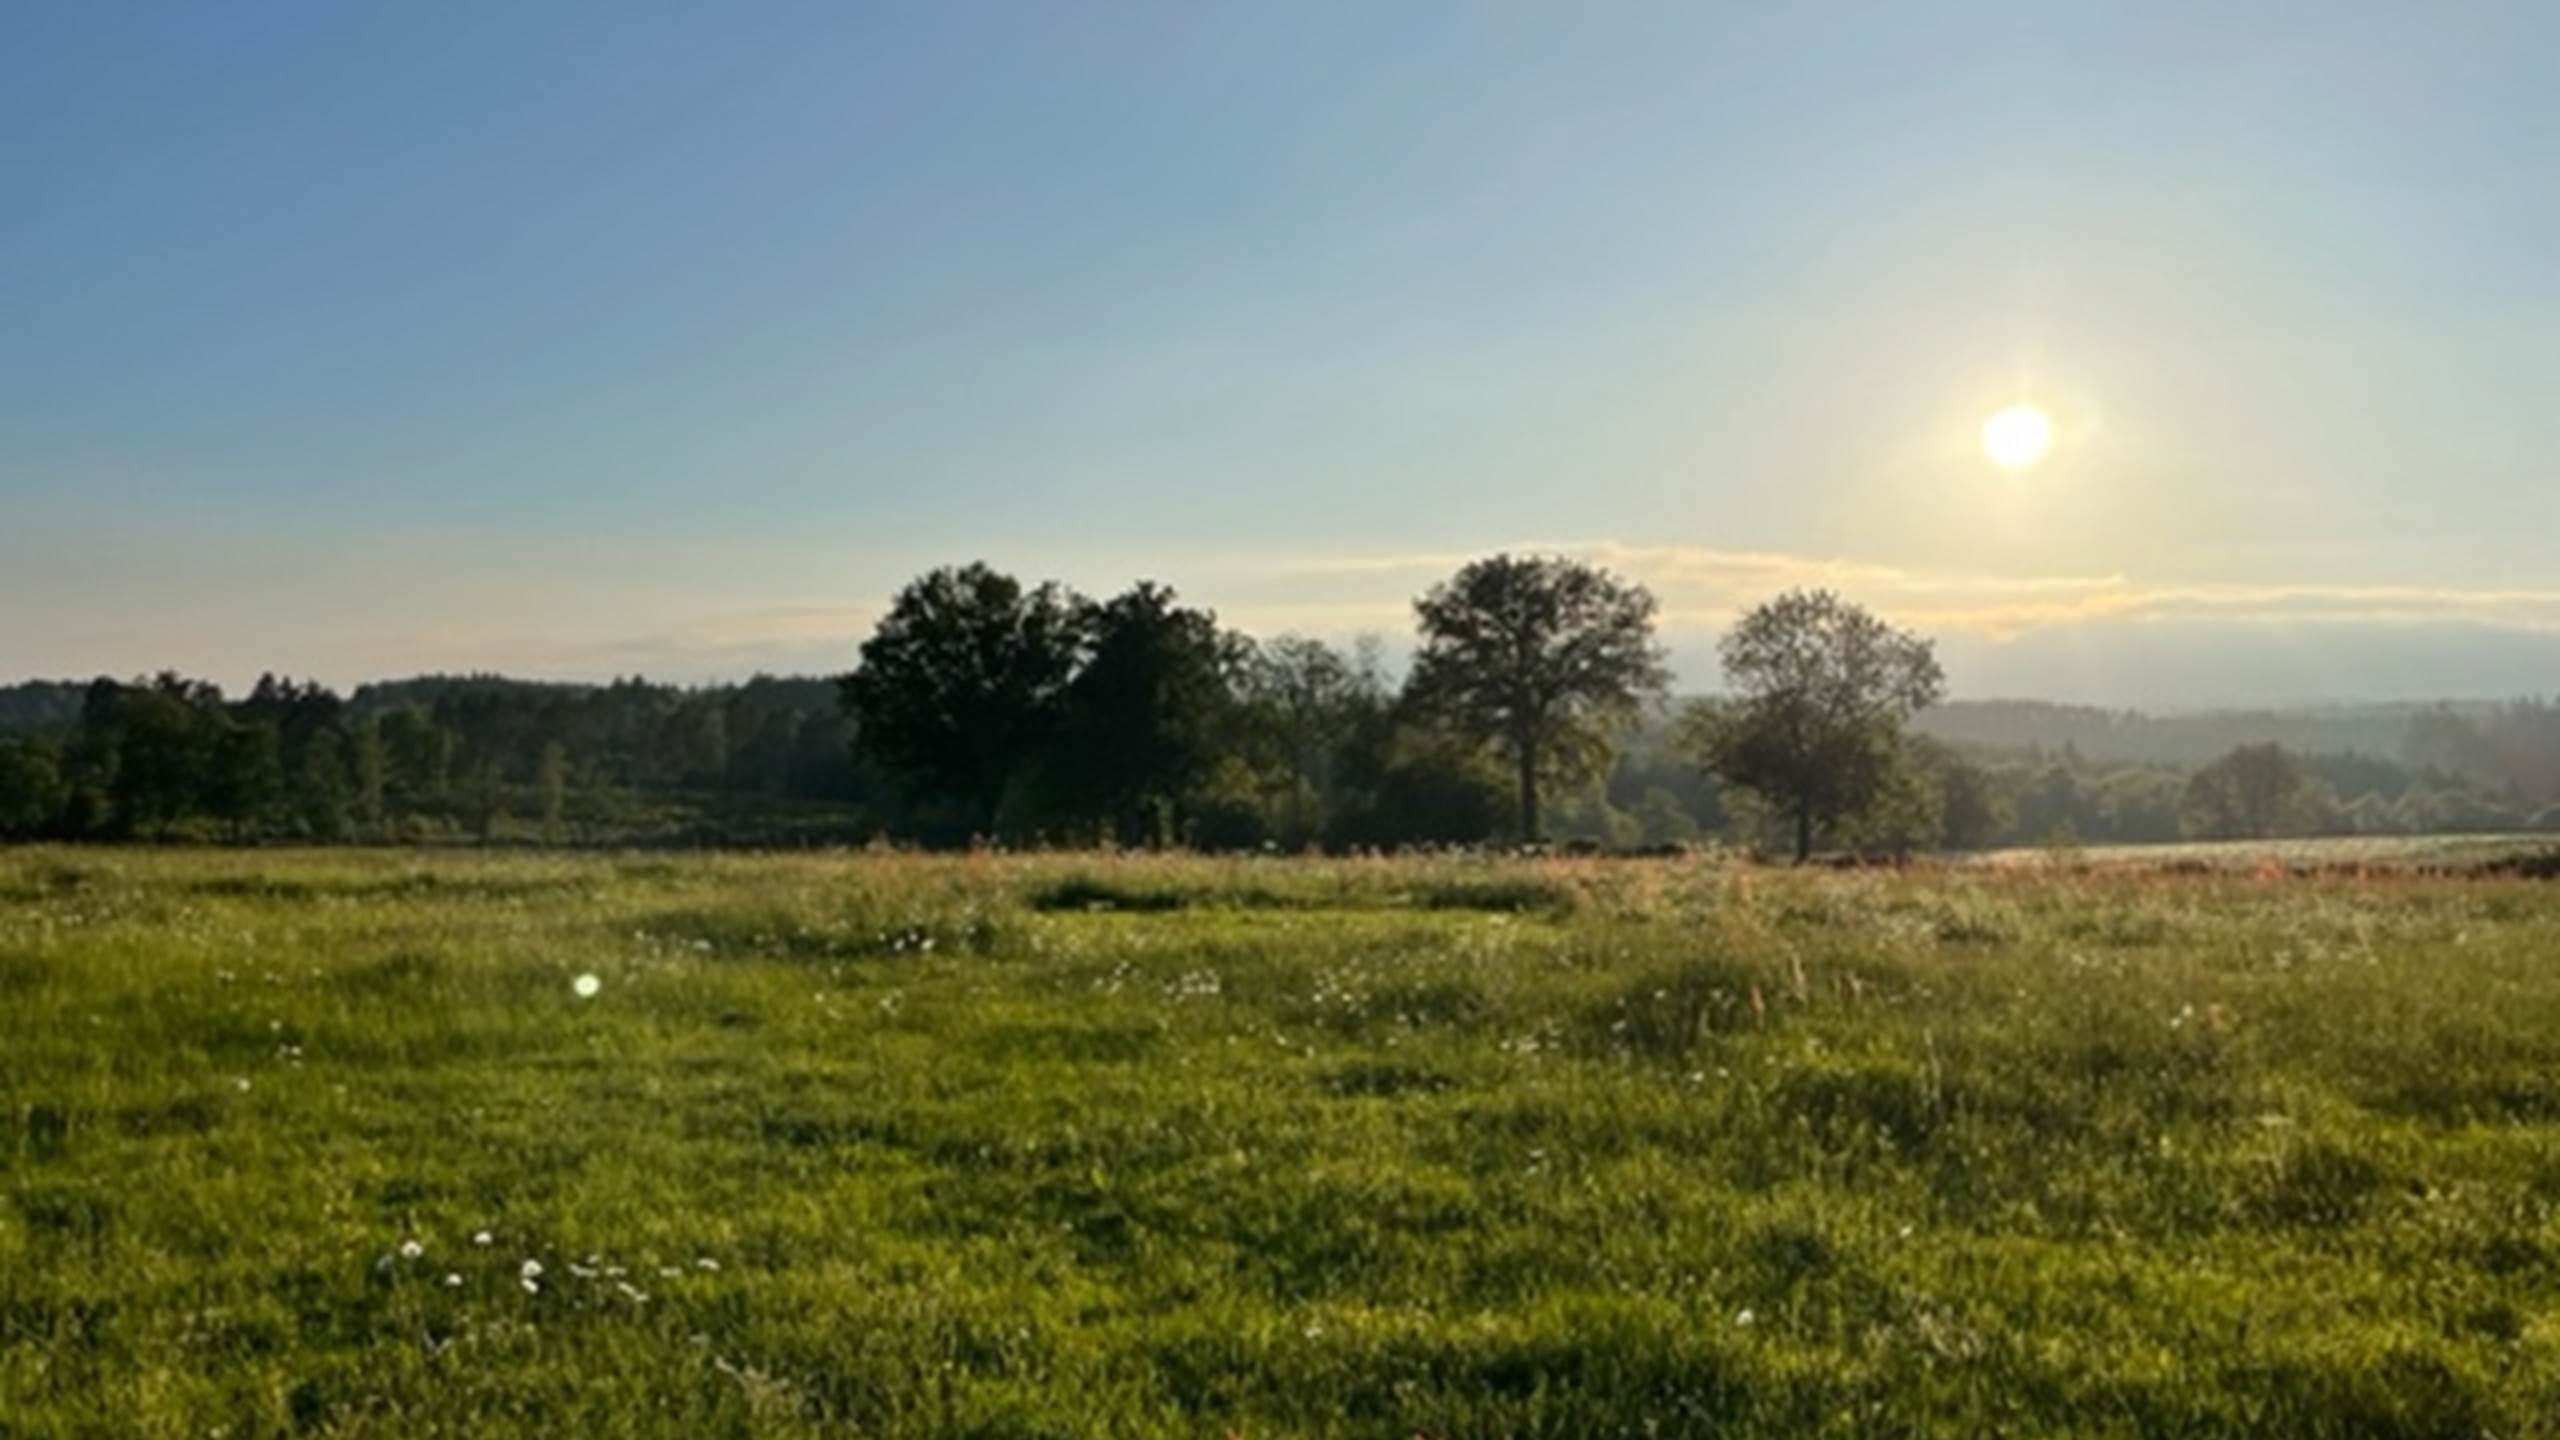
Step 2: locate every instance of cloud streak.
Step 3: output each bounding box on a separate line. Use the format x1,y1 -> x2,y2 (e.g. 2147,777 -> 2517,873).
573,548 -> 2560,689
1246,543 -> 2560,640
15,535 -> 2558,701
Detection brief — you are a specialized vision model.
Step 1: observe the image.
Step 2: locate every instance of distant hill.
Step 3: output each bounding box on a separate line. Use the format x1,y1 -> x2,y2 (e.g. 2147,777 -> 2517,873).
1908,698 -> 2491,767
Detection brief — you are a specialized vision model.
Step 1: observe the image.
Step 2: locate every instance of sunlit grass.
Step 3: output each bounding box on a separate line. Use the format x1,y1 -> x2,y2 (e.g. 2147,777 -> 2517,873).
5,846 -> 2560,1435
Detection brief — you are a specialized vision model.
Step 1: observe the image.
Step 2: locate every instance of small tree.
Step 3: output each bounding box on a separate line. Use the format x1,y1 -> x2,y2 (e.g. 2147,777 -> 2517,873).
1238,634 -> 1381,847
1328,713 -> 1516,850
2182,742 -> 2305,839
1685,590 -> 1943,862
1916,738 -> 2011,850
203,719 -> 284,842
537,740 -> 571,842
840,564 -> 1086,839
292,730 -> 353,842
350,715 -> 388,835
1632,786 -> 1701,847
376,706 -> 445,816
0,738 -> 66,837
1407,554 -> 1667,843
460,761 -> 506,844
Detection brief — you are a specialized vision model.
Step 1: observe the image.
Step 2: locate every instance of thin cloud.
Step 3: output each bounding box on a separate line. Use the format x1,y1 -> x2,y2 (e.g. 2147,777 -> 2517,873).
1247,543 -> 2560,640
314,547 -> 2560,690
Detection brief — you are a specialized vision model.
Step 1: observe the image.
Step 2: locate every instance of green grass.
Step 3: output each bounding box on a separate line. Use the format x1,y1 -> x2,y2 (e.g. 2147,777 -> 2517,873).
1969,830 -> 2555,871
7,846 -> 2560,1436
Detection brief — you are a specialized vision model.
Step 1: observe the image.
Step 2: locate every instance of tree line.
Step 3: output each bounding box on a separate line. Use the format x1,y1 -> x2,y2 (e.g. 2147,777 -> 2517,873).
833,556 -> 1963,859
2,553 -> 2551,853
0,674 -> 860,846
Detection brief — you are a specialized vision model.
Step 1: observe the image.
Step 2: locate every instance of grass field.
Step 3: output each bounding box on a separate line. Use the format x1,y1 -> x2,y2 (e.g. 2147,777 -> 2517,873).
1968,831 -> 2557,873
8,846 -> 2560,1437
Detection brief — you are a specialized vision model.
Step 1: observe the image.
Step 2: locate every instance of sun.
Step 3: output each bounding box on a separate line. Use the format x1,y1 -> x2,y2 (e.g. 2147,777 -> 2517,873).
1980,404 -> 2053,471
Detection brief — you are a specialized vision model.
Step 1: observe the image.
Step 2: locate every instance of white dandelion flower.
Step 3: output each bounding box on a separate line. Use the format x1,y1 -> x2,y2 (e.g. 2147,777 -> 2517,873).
695,1257 -> 720,1272
398,1239 -> 424,1260
573,973 -> 602,999
473,1230 -> 494,1246
443,1273 -> 463,1287
520,1259 -> 544,1280
1735,1308 -> 1756,1327
520,1277 -> 540,1295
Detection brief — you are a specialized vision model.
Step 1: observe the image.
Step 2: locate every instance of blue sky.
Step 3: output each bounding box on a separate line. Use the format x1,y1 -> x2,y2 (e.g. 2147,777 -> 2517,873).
5,2 -> 2555,703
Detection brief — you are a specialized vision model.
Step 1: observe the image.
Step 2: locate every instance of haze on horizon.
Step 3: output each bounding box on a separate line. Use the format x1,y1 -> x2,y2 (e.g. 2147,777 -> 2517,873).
6,3 -> 2555,707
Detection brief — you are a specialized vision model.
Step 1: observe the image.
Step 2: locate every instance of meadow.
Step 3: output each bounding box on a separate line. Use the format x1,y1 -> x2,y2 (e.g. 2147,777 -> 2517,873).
7,845 -> 2560,1437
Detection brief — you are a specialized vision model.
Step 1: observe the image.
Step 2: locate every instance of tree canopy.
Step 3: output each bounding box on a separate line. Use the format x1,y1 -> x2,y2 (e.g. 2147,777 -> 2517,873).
1058,583 -> 1248,847
1685,589 -> 1944,861
1405,554 -> 1668,842
839,563 -> 1086,838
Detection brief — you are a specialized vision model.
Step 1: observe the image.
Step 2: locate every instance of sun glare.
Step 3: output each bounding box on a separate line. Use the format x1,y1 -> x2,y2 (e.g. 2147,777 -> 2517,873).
1981,404 -> 2053,471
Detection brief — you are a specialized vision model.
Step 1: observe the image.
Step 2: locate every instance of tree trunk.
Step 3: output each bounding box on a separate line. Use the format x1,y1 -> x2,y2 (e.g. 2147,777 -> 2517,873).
1517,741 -> 1541,845
1795,806 -> 1814,864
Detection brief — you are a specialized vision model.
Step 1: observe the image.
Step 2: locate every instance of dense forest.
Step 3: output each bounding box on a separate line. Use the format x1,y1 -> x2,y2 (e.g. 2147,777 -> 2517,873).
1910,698 -> 2558,774
1,670 -> 2551,852
1912,699 -> 2560,843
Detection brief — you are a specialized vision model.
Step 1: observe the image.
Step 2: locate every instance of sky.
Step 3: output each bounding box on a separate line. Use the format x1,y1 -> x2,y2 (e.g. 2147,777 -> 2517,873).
4,1 -> 2555,707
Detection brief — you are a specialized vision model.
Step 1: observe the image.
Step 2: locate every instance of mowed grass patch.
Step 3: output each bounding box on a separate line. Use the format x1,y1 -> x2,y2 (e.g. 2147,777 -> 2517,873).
5,847 -> 2560,1434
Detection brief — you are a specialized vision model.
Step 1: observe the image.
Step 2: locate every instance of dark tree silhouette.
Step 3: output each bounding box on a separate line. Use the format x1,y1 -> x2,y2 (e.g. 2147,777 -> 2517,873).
104,675 -> 222,839
0,738 -> 64,837
293,729 -> 353,840
1060,583 -> 1247,846
1686,589 -> 1943,861
840,564 -> 1086,839
1406,554 -> 1667,842
350,715 -> 387,833
203,720 -> 283,841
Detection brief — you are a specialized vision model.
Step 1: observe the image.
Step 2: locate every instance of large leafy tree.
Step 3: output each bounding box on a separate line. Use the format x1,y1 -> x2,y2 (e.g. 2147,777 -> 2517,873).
1686,589 -> 1943,861
1406,554 -> 1667,842
841,564 -> 1086,838
1060,583 -> 1249,846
